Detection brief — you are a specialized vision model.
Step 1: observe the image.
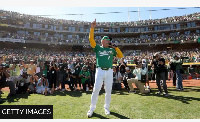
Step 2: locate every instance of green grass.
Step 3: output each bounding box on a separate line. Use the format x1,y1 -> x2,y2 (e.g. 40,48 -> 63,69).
1,86 -> 200,119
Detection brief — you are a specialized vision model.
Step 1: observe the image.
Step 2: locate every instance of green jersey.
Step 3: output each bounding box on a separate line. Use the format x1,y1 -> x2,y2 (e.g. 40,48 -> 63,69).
94,45 -> 117,68
79,70 -> 91,83
43,65 -> 48,76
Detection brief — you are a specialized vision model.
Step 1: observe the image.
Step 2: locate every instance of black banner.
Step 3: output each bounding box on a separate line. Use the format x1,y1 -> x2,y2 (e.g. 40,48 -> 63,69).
0,105 -> 53,119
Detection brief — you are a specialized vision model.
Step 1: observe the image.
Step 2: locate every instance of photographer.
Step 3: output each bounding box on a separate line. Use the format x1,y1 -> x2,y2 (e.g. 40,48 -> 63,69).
74,58 -> 83,90
170,55 -> 184,91
85,58 -> 93,88
127,63 -> 150,94
15,72 -> 30,94
28,73 -> 39,94
66,68 -> 76,91
169,59 -> 176,86
123,67 -> 134,89
49,61 -> 57,93
79,65 -> 91,91
156,58 -> 169,96
0,64 -> 16,96
9,60 -> 22,85
112,66 -> 122,90
141,59 -> 149,88
36,74 -> 52,95
152,53 -> 169,96
58,59 -> 68,91
151,53 -> 160,79
119,61 -> 126,77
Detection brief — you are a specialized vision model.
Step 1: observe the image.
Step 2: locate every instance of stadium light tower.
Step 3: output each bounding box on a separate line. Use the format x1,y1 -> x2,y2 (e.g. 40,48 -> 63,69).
138,8 -> 140,21
150,7 -> 151,20
128,8 -> 130,22
148,9 -> 157,20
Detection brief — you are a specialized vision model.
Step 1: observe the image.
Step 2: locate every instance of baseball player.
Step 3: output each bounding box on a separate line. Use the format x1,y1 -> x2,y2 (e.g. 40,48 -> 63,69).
87,19 -> 123,117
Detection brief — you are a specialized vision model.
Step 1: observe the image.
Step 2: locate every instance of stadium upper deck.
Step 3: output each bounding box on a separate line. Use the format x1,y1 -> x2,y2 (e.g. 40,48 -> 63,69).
1,10 -> 200,32
0,9 -> 200,51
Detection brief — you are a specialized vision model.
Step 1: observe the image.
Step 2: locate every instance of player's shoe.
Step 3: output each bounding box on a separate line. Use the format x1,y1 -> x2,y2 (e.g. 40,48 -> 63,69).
87,110 -> 94,118
128,91 -> 136,93
104,108 -> 110,115
163,93 -> 170,96
156,91 -> 163,95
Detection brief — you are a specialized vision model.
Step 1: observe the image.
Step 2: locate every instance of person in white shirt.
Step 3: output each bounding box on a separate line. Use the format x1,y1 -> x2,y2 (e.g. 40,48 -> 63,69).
127,63 -> 150,94
36,74 -> 53,95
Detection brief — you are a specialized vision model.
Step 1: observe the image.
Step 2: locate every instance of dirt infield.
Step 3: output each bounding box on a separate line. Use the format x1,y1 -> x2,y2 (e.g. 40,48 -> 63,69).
147,79 -> 200,88
2,79 -> 200,92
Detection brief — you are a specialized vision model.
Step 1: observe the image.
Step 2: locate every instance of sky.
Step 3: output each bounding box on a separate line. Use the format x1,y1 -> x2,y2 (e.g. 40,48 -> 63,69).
0,0 -> 200,22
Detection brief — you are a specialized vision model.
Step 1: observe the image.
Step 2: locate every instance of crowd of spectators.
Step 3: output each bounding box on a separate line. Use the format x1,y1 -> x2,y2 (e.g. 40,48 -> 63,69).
0,48 -> 199,66
126,12 -> 200,26
122,49 -> 200,64
110,33 -> 200,44
1,9 -> 200,45
0,47 -> 200,103
1,9 -> 200,27
1,31 -> 200,44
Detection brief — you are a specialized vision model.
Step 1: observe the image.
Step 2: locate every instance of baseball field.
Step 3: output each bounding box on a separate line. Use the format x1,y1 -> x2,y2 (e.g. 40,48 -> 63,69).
1,79 -> 200,119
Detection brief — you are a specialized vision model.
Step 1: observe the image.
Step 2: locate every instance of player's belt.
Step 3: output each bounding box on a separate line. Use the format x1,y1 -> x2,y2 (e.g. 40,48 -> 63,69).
101,68 -> 109,70
97,67 -> 112,70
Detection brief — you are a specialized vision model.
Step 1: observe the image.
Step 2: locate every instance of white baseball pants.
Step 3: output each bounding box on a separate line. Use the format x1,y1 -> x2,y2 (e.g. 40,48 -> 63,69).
89,67 -> 113,111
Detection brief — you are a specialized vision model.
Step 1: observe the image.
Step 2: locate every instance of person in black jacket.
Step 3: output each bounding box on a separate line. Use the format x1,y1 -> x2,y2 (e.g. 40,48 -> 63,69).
49,61 -> 57,93
156,58 -> 169,96
0,64 -> 16,97
123,67 -> 134,89
170,61 -> 176,86
58,60 -> 68,91
119,62 -> 126,77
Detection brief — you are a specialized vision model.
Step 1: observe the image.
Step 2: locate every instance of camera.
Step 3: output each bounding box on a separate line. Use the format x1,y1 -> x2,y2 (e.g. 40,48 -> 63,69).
181,57 -> 189,59
82,74 -> 86,78
1,64 -> 9,69
108,43 -> 112,48
14,60 -> 19,64
123,74 -> 129,81
5,65 -> 9,69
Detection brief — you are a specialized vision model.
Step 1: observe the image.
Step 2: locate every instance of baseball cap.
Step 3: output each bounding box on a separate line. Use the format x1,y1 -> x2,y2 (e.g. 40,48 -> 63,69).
101,36 -> 112,42
125,67 -> 130,70
142,59 -> 146,64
